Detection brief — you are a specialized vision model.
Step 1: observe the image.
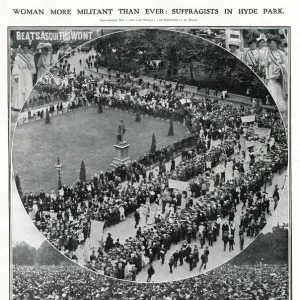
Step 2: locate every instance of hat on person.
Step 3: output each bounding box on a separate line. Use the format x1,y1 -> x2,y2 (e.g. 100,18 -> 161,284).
257,34 -> 267,43
37,42 -> 52,49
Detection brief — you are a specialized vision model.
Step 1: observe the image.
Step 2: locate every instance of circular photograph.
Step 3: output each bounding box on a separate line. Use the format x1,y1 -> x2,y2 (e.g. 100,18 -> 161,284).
12,29 -> 288,282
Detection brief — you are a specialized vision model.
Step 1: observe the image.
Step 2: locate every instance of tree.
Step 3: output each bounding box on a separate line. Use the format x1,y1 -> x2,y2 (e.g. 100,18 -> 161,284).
15,174 -> 23,198
13,242 -> 36,266
45,108 -> 51,124
94,29 -> 270,97
35,241 -> 67,265
79,160 -> 86,182
231,225 -> 288,265
168,117 -> 174,136
98,102 -> 103,113
150,133 -> 156,153
135,111 -> 141,122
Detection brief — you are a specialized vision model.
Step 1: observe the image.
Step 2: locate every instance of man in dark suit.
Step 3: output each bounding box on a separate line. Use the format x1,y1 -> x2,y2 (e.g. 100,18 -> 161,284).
199,251 -> 208,271
179,248 -> 184,266
173,250 -> 179,267
104,233 -> 114,252
147,264 -> 155,282
160,244 -> 166,264
134,210 -> 140,228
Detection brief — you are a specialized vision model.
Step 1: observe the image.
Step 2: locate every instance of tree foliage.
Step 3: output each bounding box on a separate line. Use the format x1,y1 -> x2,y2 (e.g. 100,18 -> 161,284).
35,241 -> 66,265
232,225 -> 288,265
45,108 -> 51,124
13,241 -> 73,266
98,102 -> 103,113
79,160 -> 86,182
168,118 -> 174,136
94,29 -> 270,97
150,133 -> 156,153
135,111 -> 141,122
13,242 -> 36,266
15,174 -> 23,198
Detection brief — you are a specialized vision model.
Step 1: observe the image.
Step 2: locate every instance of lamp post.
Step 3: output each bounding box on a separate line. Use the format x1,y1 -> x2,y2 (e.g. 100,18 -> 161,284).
55,157 -> 63,190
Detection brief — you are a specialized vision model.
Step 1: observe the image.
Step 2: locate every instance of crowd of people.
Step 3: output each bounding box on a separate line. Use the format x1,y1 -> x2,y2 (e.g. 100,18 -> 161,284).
21,50 -> 284,127
13,263 -> 289,299
18,53 -> 288,280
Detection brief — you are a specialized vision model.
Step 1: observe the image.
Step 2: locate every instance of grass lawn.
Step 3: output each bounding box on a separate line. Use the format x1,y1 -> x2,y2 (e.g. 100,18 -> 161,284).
12,107 -> 188,193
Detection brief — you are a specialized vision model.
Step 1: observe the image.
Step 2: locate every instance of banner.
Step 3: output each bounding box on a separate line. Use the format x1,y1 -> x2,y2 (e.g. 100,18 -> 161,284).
206,161 -> 212,169
90,220 -> 105,242
168,179 -> 189,190
241,115 -> 255,123
180,98 -> 191,105
139,89 -> 149,96
254,127 -> 271,139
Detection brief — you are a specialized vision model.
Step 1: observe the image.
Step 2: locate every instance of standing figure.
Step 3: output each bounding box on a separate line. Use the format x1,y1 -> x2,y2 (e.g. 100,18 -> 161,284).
265,36 -> 288,112
12,43 -> 36,110
257,34 -> 269,82
117,119 -> 126,142
147,264 -> 155,282
243,39 -> 261,74
36,43 -> 54,80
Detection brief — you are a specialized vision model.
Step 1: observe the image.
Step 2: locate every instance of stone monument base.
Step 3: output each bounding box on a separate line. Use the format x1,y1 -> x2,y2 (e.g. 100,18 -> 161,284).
110,141 -> 131,168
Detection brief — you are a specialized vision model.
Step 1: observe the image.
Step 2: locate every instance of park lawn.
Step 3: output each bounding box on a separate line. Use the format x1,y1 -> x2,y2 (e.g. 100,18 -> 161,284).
12,107 -> 188,193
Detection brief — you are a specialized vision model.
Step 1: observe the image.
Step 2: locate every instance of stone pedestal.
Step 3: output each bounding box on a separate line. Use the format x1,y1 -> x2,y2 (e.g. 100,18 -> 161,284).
110,141 -> 131,168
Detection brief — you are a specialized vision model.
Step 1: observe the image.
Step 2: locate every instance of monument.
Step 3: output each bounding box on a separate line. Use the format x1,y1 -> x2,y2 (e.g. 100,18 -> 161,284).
110,120 -> 131,168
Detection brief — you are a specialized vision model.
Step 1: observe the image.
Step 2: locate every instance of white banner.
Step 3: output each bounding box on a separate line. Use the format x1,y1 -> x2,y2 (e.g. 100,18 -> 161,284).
254,127 -> 271,139
139,89 -> 149,96
168,179 -> 189,190
206,161 -> 212,169
241,115 -> 255,123
90,220 -> 105,244
180,98 -> 191,105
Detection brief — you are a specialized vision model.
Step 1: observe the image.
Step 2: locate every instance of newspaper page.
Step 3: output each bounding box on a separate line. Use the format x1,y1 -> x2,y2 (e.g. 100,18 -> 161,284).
0,0 -> 296,299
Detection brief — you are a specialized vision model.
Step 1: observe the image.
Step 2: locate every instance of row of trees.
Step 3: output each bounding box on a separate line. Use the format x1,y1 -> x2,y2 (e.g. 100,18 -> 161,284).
13,241 -> 72,266
94,29 -> 270,97
232,225 -> 288,264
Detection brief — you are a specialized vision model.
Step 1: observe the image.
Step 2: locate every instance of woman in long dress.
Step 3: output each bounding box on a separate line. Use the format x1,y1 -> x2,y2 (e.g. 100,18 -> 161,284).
234,144 -> 239,155
209,178 -> 215,192
233,167 -> 239,179
12,44 -> 36,110
257,35 -> 269,83
140,247 -> 149,267
164,203 -> 171,220
124,261 -> 133,279
147,202 -> 158,225
265,37 -> 288,113
37,43 -> 55,80
138,204 -> 148,227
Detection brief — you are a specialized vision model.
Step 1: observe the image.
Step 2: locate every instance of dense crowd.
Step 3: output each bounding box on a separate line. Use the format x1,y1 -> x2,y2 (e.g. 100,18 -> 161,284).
83,141 -> 286,279
13,263 -> 289,299
19,57 -> 288,280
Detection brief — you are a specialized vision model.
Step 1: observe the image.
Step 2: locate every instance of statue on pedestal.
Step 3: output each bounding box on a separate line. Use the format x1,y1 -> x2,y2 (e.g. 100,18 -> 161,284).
116,119 -> 126,143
